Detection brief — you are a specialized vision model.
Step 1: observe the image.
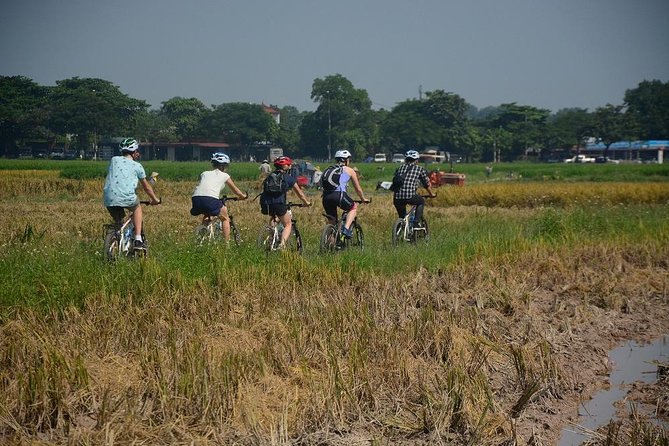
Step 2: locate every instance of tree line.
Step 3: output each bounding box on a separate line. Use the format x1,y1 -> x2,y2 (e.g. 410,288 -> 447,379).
1,74 -> 667,161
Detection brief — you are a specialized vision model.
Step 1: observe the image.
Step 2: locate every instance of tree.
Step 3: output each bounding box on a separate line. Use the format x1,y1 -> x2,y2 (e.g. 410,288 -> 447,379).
48,77 -> 148,154
205,102 -> 276,154
274,105 -> 305,153
424,90 -> 474,158
379,99 -> 445,151
624,80 -> 669,140
483,103 -> 550,160
0,76 -> 49,156
301,74 -> 375,159
160,97 -> 209,142
592,104 -> 635,157
546,108 -> 594,154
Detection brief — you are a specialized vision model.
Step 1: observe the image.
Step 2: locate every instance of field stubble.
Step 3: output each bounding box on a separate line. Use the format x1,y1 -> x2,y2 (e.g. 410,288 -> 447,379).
0,175 -> 668,445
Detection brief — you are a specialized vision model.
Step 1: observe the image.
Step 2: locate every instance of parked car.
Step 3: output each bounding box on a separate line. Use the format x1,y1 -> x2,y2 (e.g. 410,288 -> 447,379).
564,154 -> 595,163
50,148 -> 65,159
374,153 -> 387,163
391,153 -> 404,163
595,156 -> 621,164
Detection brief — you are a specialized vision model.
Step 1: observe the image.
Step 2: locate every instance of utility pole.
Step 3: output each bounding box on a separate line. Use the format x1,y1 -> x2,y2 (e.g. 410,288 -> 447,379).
326,90 -> 332,160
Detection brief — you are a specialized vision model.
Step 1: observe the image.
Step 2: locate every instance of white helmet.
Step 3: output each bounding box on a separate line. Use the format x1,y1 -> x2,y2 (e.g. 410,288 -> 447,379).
405,150 -> 420,160
335,149 -> 352,160
211,152 -> 230,164
119,138 -> 139,152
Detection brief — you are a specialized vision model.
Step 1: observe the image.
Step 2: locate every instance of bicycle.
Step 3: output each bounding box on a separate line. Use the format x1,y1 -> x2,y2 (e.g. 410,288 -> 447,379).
320,200 -> 366,253
256,202 -> 307,253
391,195 -> 433,246
193,196 -> 242,246
103,200 -> 160,261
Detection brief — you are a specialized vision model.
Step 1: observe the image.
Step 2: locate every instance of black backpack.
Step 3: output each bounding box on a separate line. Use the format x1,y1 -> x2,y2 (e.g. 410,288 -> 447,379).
263,171 -> 287,195
320,164 -> 343,191
390,165 -> 409,192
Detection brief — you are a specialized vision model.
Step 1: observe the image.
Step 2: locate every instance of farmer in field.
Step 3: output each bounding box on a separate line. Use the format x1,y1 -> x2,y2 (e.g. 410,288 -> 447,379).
190,152 -> 247,242
320,150 -> 370,239
391,150 -> 436,226
103,138 -> 160,252
259,156 -> 311,248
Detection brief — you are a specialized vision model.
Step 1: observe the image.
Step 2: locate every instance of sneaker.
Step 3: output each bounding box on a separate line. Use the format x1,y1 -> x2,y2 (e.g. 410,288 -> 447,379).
133,240 -> 147,251
341,227 -> 353,238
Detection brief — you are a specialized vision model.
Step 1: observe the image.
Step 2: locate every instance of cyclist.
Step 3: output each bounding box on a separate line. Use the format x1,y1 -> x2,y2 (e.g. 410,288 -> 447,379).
190,152 -> 248,242
321,150 -> 370,239
103,138 -> 161,251
259,156 -> 311,248
391,150 -> 436,226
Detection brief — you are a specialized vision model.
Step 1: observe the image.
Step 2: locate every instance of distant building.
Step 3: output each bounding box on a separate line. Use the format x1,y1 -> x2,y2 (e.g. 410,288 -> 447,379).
261,103 -> 281,125
583,140 -> 667,164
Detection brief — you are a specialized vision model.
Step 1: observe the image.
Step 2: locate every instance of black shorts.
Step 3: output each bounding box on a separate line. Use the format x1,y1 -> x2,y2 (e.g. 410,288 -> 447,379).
106,203 -> 138,224
260,203 -> 288,217
322,191 -> 355,220
190,196 -> 224,216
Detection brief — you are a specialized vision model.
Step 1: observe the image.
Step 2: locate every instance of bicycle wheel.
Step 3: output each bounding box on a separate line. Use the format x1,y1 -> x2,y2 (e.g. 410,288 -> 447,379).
103,228 -> 120,262
351,222 -> 364,251
194,223 -> 212,245
320,224 -> 337,253
392,219 -> 406,246
229,220 -> 241,246
291,225 -> 303,254
256,225 -> 276,252
413,218 -> 429,244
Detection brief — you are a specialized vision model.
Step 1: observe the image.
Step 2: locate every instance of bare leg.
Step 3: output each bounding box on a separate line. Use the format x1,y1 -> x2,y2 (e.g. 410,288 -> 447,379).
219,206 -> 231,241
132,205 -> 143,239
344,204 -> 358,231
279,212 -> 292,246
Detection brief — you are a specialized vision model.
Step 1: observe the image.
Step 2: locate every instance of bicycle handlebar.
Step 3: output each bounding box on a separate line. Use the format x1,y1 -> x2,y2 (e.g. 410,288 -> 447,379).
287,202 -> 310,208
139,198 -> 162,205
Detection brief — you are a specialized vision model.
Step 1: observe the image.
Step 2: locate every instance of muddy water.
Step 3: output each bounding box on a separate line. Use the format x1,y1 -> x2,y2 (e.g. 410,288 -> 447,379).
558,336 -> 668,445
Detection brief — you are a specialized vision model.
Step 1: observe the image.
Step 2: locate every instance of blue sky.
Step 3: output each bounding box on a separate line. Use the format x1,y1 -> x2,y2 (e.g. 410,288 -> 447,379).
2,0 -> 668,112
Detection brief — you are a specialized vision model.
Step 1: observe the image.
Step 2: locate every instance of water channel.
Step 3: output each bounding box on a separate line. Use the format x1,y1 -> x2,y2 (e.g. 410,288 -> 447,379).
558,335 -> 668,445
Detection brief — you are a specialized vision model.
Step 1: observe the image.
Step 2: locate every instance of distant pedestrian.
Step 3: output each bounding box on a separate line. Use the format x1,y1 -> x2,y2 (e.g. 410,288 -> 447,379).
258,159 -> 271,180
485,165 -> 493,179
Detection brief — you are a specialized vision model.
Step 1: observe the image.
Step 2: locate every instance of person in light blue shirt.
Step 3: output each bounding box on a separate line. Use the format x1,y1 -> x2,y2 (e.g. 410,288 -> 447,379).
103,138 -> 160,251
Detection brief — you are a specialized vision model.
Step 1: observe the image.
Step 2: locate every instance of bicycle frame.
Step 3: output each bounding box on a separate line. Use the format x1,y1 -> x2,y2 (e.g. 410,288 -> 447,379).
392,195 -> 432,246
103,200 -> 153,261
257,202 -> 305,253
320,199 -> 366,253
194,196 -> 241,245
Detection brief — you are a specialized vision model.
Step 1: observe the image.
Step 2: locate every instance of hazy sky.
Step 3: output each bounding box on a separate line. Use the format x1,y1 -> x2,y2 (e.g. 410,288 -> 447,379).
2,0 -> 668,113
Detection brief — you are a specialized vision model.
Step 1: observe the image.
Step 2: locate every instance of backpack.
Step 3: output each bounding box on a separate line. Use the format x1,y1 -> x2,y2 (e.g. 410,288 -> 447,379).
262,171 -> 287,195
320,164 -> 343,191
389,166 -> 408,192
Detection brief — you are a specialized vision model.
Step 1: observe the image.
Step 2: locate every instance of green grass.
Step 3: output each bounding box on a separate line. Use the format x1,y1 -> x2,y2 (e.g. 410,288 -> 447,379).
2,203 -> 667,311
1,159 -> 668,184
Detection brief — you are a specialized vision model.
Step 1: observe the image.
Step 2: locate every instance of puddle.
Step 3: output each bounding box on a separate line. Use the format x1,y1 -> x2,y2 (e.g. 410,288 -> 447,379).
558,335 -> 669,445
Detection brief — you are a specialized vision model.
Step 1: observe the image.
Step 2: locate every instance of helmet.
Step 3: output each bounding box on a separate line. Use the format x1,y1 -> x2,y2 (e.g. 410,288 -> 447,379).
273,156 -> 292,167
119,138 -> 139,152
405,150 -> 420,160
211,152 -> 230,164
334,149 -> 352,160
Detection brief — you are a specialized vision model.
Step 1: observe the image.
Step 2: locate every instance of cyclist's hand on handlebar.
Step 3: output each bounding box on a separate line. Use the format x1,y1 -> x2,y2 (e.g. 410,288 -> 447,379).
362,198 -> 371,204
304,200 -> 312,207
241,192 -> 249,200
150,198 -> 162,205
